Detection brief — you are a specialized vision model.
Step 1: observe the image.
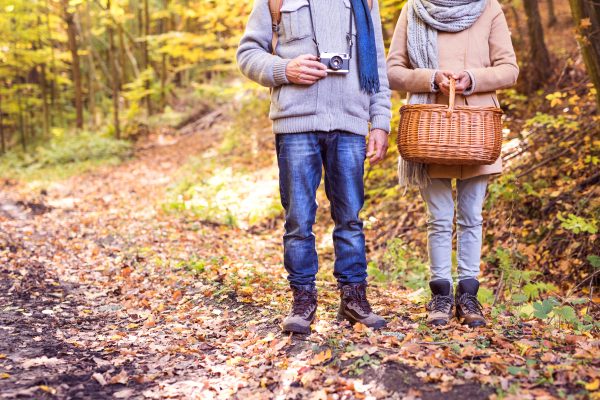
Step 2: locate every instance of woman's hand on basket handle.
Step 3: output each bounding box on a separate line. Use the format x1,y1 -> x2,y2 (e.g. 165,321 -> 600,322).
452,71 -> 472,95
435,70 -> 455,97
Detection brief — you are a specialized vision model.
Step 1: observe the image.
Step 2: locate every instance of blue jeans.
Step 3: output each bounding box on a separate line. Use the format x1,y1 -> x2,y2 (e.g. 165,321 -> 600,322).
275,131 -> 368,290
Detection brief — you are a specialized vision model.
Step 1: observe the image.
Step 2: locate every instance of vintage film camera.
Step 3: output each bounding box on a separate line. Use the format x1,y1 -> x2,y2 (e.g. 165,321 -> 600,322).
319,52 -> 350,75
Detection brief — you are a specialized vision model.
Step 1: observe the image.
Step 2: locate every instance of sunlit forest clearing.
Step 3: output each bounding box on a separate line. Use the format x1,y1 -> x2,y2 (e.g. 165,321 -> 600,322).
1,0 -> 600,399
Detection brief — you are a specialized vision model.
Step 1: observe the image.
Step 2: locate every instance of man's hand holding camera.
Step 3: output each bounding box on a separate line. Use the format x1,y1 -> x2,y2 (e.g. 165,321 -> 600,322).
286,54 -> 328,85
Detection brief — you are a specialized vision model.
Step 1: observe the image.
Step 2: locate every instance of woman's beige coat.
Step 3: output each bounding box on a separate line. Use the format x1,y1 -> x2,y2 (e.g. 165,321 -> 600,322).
387,0 -> 519,179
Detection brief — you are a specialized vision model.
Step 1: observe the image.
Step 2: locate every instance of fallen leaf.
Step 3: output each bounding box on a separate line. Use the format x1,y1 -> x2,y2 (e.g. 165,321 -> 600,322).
114,388 -> 136,398
586,379 -> 599,391
110,369 -> 128,385
354,379 -> 373,393
0,386 -> 39,398
92,372 -> 107,386
0,373 -> 10,379
172,290 -> 182,302
38,386 -> 56,395
382,354 -> 400,363
565,335 -> 586,345
402,387 -> 422,400
21,356 -> 65,369
258,332 -> 276,343
310,349 -> 332,365
93,357 -> 111,368
309,389 -> 327,400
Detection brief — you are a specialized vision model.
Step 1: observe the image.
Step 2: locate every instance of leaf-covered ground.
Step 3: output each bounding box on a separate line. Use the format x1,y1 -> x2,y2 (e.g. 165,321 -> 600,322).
1,104 -> 600,400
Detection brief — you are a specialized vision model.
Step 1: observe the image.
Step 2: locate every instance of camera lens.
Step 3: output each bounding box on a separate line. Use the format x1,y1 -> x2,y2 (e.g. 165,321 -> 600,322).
330,56 -> 343,71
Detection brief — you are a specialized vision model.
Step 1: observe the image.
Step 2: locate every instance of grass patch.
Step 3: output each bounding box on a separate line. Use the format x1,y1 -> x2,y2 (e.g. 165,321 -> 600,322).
0,132 -> 132,183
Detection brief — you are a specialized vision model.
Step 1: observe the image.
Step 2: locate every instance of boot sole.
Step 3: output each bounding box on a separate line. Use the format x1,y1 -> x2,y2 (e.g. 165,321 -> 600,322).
282,323 -> 311,334
428,318 -> 449,326
456,311 -> 487,328
336,313 -> 387,330
464,320 -> 487,328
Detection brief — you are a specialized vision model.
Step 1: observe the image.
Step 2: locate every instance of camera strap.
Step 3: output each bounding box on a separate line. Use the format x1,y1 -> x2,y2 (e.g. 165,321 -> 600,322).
347,3 -> 354,58
306,0 -> 354,58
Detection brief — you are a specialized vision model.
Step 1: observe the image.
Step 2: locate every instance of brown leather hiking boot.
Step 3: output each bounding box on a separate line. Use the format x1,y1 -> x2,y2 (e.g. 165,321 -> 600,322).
337,283 -> 387,330
455,279 -> 487,328
282,287 -> 317,334
426,280 -> 455,326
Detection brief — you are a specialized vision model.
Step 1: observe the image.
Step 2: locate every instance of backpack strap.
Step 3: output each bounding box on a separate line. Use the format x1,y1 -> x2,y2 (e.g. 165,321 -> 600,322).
269,0 -> 284,55
268,0 -> 373,56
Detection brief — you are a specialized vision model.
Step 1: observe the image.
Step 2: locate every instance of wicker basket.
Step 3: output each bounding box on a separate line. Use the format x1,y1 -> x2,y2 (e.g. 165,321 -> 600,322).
397,78 -> 503,165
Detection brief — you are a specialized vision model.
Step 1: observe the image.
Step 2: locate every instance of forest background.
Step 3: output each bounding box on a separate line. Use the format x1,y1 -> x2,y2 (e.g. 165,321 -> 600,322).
1,0 -> 599,306
1,0 -> 600,398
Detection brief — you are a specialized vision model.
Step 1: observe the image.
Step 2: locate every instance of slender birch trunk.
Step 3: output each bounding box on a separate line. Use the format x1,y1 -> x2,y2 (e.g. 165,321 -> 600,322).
108,0 -> 120,139
62,0 -> 84,129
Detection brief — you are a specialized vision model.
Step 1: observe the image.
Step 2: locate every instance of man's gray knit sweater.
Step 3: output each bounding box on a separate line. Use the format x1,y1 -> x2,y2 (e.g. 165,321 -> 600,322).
236,0 -> 392,136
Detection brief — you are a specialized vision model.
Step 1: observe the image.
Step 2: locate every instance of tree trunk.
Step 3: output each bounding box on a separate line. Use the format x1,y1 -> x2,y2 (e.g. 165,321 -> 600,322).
569,0 -> 600,108
108,1 -> 121,140
137,0 -> 143,71
118,24 -> 127,88
523,0 -> 551,89
0,86 -> 5,155
37,15 -> 50,139
86,0 -> 96,129
13,34 -> 26,152
161,0 -> 169,110
510,3 -> 527,68
45,0 -> 63,129
39,65 -> 49,139
62,0 -> 84,129
16,75 -> 26,153
144,0 -> 153,117
547,0 -> 557,27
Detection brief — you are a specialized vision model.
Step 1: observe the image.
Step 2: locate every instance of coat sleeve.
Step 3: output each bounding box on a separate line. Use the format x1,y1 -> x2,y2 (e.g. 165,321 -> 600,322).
369,0 -> 393,133
467,0 -> 519,93
386,4 -> 437,94
236,0 -> 291,88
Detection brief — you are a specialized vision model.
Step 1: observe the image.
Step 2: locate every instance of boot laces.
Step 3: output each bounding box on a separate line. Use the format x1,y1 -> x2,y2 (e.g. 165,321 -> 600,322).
346,283 -> 373,314
458,293 -> 484,316
426,294 -> 454,314
291,288 -> 316,317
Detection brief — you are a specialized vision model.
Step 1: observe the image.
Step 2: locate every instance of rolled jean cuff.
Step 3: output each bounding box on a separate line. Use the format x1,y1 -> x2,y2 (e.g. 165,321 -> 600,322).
290,284 -> 315,291
337,280 -> 367,289
430,278 -> 454,285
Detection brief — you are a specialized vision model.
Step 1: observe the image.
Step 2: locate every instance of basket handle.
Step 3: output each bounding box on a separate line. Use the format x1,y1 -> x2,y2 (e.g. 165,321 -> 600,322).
445,77 -> 456,118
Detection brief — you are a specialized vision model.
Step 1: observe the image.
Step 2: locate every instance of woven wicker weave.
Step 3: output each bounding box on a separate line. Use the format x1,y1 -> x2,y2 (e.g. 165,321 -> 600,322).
397,78 -> 503,165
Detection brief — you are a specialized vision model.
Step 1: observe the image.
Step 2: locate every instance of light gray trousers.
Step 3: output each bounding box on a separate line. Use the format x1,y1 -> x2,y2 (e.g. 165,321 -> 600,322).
419,175 -> 489,284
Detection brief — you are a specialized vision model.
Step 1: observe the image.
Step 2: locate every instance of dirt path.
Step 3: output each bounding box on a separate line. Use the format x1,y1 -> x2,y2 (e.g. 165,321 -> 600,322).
0,113 -> 597,400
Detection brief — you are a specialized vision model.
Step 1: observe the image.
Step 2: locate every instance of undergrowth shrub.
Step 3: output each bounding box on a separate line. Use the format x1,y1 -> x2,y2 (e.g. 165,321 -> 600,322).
368,238 -> 429,291
0,132 -> 132,180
